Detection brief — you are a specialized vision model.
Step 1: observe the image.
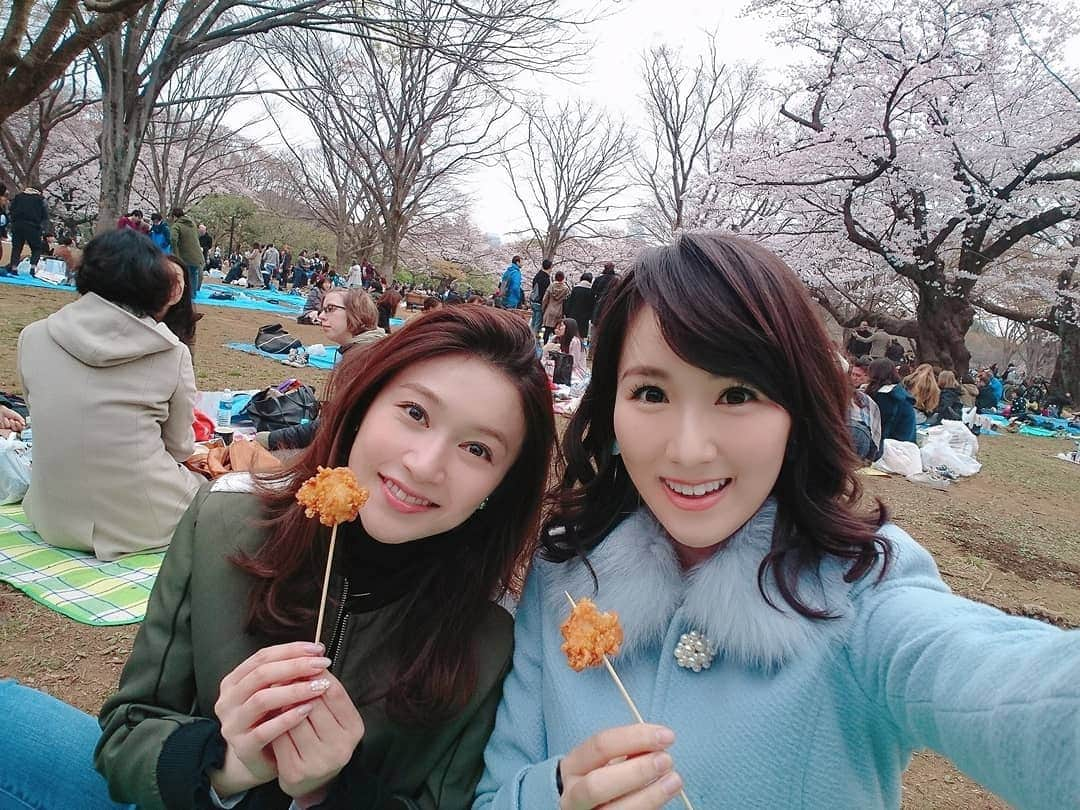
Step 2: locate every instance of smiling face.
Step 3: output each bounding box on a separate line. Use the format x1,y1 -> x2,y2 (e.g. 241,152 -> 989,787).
613,308 -> 792,566
320,291 -> 351,345
347,355 -> 527,544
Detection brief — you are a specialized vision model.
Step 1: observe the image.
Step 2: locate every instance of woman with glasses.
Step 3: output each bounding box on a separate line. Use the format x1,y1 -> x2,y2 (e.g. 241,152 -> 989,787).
259,289 -> 387,451
319,288 -> 387,352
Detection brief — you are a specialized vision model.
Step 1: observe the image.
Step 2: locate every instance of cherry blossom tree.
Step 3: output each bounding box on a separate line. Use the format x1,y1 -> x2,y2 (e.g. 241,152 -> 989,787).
702,0 -> 1080,373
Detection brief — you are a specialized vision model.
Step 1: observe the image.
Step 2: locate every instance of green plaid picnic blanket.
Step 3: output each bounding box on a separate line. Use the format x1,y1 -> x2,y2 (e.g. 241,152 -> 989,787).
0,503 -> 163,625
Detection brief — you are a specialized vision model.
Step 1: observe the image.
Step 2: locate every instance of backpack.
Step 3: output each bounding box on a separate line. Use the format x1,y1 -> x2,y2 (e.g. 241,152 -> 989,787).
255,323 -> 302,354
551,351 -> 574,386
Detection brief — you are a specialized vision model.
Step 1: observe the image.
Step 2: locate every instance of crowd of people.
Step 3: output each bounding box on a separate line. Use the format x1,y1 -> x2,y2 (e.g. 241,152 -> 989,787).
2,230 -> 1078,810
2,216 -> 1079,810
840,333 -> 1076,465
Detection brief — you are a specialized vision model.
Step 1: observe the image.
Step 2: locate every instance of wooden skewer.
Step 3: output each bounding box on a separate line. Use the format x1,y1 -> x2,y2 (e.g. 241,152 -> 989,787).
565,592 -> 694,810
314,523 -> 340,647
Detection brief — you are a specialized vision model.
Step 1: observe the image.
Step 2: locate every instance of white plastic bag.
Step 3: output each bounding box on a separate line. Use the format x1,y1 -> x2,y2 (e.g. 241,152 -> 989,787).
920,421 -> 981,477
921,441 -> 981,476
927,420 -> 979,457
0,435 -> 32,504
872,439 -> 922,477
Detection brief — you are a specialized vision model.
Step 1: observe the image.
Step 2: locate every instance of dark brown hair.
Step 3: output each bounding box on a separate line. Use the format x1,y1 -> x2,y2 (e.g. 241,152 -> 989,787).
235,305 -> 555,722
866,358 -> 900,396
543,232 -> 888,618
160,254 -> 197,348
556,317 -> 580,354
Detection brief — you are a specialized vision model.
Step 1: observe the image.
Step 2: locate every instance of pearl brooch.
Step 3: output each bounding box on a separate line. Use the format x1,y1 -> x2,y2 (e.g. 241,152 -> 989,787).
674,630 -> 717,672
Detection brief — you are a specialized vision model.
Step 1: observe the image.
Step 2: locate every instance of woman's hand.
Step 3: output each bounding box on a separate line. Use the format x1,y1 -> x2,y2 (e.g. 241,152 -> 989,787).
558,724 -> 683,810
272,672 -> 366,802
211,642 -> 333,797
1,406 -> 26,432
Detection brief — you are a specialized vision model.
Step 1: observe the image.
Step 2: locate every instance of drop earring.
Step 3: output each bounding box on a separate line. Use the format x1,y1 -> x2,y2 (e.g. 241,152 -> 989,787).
477,497 -> 488,511
611,439 -> 620,456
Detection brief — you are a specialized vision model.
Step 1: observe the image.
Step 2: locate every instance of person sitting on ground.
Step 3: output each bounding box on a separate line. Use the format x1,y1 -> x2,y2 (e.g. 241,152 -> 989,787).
16,229 -> 202,559
2,306 -> 557,810
290,249 -> 311,291
542,317 -> 586,381
52,236 -> 83,286
377,287 -> 402,333
866,358 -> 917,443
928,370 -> 965,425
960,371 -> 980,408
160,253 -> 202,363
259,289 -> 387,452
903,363 -> 940,422
298,277 -> 333,325
850,355 -> 872,389
975,369 -> 999,412
540,270 -> 571,344
841,355 -> 882,462
987,367 -> 1005,404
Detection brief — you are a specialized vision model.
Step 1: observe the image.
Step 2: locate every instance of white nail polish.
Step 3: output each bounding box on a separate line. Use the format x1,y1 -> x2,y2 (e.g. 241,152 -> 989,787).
309,678 -> 330,692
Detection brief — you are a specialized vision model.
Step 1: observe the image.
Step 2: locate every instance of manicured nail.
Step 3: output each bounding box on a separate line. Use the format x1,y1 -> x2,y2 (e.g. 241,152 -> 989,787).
309,657 -> 332,669
308,678 -> 330,692
305,642 -> 325,654
652,753 -> 672,774
660,772 -> 683,795
655,728 -> 675,745
298,703 -> 313,717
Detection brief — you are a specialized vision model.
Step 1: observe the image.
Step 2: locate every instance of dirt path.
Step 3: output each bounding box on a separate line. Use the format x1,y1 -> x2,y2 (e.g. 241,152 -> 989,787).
1,284 -> 1077,808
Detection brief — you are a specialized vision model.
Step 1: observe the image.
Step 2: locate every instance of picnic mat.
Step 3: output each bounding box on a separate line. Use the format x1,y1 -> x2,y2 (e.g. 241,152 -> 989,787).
0,503 -> 163,625
227,341 -> 341,370
195,284 -> 305,315
0,273 -> 308,316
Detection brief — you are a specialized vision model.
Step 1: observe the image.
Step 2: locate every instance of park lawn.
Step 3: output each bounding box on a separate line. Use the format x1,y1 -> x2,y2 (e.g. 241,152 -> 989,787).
1,283 -> 1077,809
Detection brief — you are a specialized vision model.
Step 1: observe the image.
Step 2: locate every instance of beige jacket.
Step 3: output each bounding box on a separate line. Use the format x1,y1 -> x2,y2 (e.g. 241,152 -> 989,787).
17,293 -> 202,560
541,280 -> 570,328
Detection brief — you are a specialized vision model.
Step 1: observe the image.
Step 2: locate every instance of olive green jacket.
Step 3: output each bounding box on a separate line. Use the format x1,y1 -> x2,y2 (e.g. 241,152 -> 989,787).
95,479 -> 513,810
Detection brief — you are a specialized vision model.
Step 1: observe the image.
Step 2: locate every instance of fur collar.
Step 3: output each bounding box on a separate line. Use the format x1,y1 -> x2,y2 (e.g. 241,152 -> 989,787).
543,500 -> 853,670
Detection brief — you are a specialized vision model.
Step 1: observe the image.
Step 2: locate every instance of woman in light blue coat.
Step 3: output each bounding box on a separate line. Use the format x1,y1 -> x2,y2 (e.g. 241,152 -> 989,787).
474,232 -> 1080,810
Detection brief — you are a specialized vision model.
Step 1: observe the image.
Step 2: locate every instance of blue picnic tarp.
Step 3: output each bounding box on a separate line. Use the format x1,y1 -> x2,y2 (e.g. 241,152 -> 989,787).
226,341 -> 340,370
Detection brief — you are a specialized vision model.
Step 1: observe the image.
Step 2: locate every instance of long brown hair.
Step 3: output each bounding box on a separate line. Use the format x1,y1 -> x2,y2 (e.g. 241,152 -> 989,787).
544,232 -> 888,619
235,305 -> 555,722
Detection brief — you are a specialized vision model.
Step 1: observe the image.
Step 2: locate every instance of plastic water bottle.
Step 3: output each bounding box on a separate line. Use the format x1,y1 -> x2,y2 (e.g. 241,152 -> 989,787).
19,417 -> 31,446
216,389 -> 233,430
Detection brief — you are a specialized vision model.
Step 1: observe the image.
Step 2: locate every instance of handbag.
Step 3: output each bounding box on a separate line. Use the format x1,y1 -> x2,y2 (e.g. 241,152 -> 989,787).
255,323 -> 302,354
551,351 -> 574,386
244,384 -> 320,431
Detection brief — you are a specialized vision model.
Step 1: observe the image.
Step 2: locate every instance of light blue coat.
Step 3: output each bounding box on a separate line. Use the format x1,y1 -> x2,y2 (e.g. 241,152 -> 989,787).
474,501 -> 1080,809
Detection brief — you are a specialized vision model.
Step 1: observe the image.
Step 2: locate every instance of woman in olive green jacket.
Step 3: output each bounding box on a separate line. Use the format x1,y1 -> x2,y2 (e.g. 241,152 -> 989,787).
2,305 -> 555,810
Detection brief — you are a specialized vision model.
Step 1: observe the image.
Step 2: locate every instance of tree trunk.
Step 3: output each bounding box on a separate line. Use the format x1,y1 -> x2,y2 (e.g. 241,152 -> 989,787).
378,234 -> 398,281
915,286 -> 974,373
1050,321 -> 1079,401
94,31 -> 149,232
